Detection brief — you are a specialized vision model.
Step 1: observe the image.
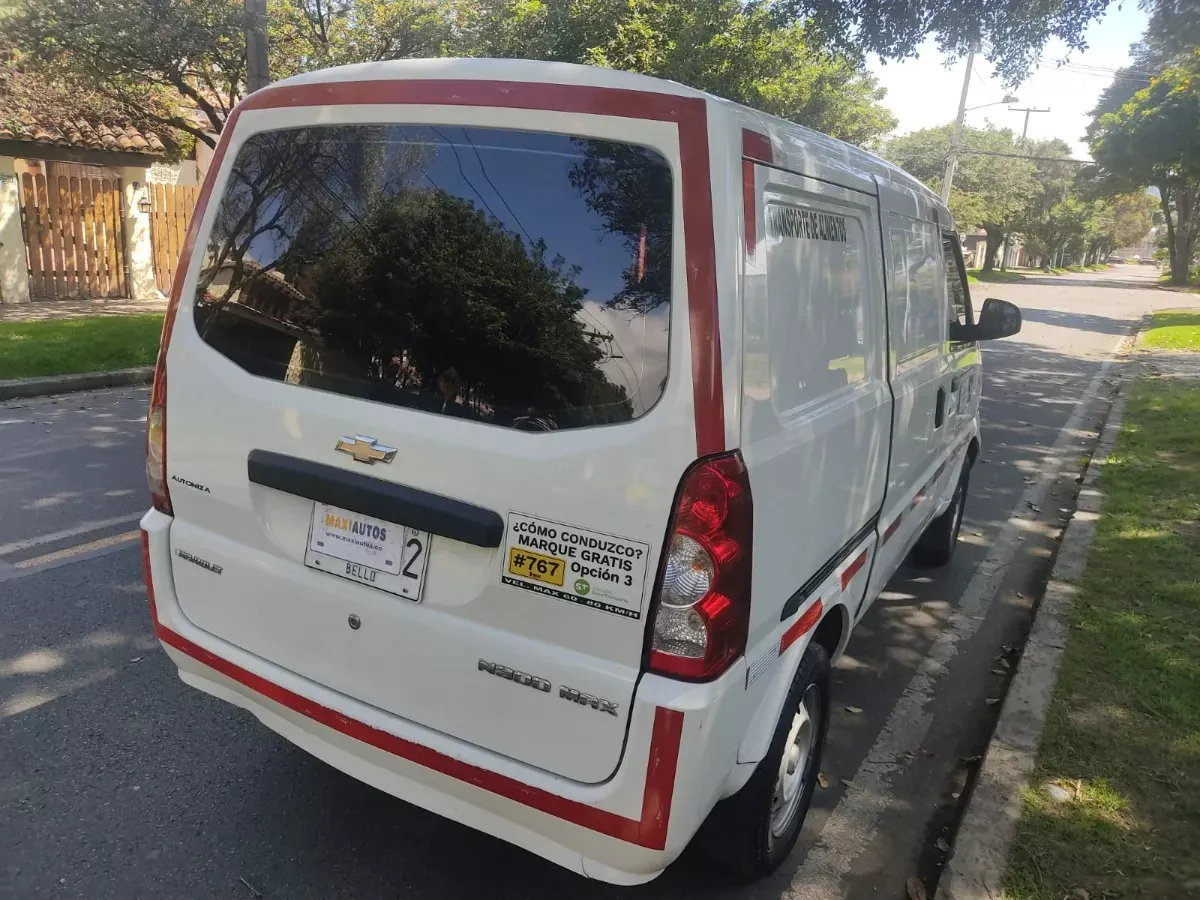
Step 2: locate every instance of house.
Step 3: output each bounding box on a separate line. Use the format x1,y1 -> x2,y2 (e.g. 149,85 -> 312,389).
0,69 -> 207,305
961,229 -> 1028,270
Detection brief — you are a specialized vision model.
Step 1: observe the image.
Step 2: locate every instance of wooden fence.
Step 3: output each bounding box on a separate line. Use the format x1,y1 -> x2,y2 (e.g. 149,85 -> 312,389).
149,183 -> 199,294
20,174 -> 127,299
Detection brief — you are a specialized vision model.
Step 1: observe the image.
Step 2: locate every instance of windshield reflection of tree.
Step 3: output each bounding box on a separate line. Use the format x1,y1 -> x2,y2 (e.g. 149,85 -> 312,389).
194,126 -> 388,330
569,140 -> 672,316
196,130 -> 675,428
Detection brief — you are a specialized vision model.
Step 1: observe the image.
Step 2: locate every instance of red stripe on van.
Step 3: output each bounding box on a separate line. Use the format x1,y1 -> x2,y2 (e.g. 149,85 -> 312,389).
840,550 -> 868,590
742,128 -> 773,164
882,516 -> 902,544
742,160 -> 757,256
780,598 -> 823,653
144,541 -> 684,850
226,79 -> 725,457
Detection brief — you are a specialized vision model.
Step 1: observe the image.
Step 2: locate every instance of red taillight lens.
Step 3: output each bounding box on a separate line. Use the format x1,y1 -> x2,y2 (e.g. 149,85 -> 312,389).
648,453 -> 753,680
146,255 -> 183,516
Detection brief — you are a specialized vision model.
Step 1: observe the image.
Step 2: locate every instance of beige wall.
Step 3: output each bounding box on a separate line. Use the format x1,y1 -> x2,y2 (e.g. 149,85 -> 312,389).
0,156 -> 32,304
115,167 -> 159,300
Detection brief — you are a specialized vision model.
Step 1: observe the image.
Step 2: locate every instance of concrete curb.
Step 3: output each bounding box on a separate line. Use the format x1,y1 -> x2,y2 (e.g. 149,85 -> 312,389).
0,366 -> 153,401
937,360 -> 1133,900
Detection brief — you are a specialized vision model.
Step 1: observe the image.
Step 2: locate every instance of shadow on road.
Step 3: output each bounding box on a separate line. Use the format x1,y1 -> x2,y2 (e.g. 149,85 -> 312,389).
1017,307 -> 1134,336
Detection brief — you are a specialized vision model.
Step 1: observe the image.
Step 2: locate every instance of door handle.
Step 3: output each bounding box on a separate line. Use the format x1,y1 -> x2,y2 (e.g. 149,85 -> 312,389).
935,387 -> 946,428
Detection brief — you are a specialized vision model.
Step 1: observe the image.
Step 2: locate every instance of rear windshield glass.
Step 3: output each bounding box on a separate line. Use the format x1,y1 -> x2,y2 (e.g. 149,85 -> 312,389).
193,125 -> 673,431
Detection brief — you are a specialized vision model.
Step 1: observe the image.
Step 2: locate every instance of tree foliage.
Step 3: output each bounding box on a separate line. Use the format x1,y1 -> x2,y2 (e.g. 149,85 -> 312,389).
884,124 -> 1057,270
465,0 -> 897,145
9,0 -> 249,149
779,0 -> 1117,85
1088,65 -> 1200,283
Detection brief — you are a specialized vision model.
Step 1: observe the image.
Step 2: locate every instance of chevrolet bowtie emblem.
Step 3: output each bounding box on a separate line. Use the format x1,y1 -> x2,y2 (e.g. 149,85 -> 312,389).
335,435 -> 397,465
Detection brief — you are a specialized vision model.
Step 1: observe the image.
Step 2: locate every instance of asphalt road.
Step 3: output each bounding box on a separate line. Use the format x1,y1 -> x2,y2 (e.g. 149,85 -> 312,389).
0,266 -> 1173,900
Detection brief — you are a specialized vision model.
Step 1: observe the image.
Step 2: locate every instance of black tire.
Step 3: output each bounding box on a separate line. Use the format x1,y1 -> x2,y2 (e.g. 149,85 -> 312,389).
912,460 -> 971,567
700,642 -> 831,879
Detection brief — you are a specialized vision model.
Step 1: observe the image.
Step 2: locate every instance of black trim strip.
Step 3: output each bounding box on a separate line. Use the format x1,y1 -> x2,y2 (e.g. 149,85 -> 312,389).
247,450 -> 504,548
780,514 -> 880,621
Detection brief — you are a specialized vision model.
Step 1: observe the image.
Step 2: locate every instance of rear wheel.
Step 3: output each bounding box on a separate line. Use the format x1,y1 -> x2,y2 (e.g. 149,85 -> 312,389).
912,461 -> 971,567
700,642 -> 831,879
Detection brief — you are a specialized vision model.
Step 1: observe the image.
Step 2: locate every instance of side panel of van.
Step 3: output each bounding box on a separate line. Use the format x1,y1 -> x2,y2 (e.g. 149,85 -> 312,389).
739,162 -> 890,652
867,181 -> 965,601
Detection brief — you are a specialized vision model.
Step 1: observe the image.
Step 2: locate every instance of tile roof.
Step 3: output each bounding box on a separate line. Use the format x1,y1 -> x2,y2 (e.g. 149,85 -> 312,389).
0,114 -> 167,155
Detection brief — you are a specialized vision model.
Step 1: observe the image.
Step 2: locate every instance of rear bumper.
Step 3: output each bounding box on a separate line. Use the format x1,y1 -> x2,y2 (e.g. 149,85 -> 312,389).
141,509 -> 747,884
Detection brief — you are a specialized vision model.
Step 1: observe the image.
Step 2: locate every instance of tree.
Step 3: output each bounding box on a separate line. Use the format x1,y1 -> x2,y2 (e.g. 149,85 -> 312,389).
1110,191 -> 1158,249
466,0 -> 897,146
1087,66 -> 1200,284
1142,0 -> 1200,66
883,124 -> 1040,271
779,0 -> 1130,85
9,0 -> 250,149
9,0 -> 896,150
267,0 -> 459,80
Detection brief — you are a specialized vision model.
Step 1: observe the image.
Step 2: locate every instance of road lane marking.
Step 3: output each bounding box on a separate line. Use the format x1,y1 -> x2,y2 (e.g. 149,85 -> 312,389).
0,513 -> 143,557
13,530 -> 140,570
786,333 -> 1128,900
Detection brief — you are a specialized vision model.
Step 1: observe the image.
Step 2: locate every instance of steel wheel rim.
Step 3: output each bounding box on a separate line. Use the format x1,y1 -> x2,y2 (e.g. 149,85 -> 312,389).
769,684 -> 821,841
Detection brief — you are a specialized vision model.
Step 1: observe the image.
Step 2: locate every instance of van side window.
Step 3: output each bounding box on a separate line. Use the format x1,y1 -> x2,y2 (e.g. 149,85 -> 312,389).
762,202 -> 869,414
942,233 -> 971,326
886,221 -> 945,364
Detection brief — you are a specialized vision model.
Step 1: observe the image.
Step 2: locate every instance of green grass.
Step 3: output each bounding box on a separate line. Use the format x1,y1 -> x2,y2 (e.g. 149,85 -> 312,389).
0,314 -> 164,380
967,268 -> 1023,284
1141,309 -> 1200,352
1003,379 -> 1200,900
1159,272 -> 1200,294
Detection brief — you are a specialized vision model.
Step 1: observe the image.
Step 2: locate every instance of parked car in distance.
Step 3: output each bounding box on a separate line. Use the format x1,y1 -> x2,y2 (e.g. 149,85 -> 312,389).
1107,255 -> 1126,264
140,58 -> 1021,886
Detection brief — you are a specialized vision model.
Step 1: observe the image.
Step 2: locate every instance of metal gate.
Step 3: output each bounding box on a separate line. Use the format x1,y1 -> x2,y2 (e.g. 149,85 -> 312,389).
149,183 -> 199,294
19,173 -> 128,299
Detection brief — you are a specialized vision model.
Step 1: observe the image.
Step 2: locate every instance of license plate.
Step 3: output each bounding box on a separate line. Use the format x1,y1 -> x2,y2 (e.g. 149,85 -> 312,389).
304,502 -> 429,601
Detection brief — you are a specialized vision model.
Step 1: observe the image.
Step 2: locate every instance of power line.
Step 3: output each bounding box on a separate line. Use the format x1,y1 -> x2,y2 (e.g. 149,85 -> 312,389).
459,128 -> 535,246
958,148 -> 1091,164
428,126 -> 507,229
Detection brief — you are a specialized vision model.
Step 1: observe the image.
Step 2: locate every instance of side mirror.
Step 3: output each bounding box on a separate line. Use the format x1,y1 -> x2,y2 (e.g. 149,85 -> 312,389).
971,298 -> 1022,341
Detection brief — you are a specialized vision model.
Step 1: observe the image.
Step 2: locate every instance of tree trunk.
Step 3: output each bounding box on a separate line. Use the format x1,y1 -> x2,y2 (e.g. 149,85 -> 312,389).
1159,187 -> 1180,282
982,226 -> 1004,273
1172,187 -> 1197,285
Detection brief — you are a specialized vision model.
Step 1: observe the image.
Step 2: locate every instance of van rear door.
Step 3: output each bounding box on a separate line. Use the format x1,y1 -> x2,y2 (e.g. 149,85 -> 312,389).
162,108 -> 701,783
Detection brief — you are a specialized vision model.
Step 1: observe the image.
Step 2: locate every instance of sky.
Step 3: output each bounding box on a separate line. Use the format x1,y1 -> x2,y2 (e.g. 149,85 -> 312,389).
866,3 -> 1150,159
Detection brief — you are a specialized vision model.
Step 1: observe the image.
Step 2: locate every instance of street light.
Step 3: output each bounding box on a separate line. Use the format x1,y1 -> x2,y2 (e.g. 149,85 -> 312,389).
967,93 -> 1020,112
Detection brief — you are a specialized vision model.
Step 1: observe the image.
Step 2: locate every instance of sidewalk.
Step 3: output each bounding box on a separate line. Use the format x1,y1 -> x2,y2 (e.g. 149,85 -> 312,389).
0,296 -> 167,322
940,330 -> 1200,900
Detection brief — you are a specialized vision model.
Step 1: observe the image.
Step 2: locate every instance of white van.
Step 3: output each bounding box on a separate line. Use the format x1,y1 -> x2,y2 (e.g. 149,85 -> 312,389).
140,59 -> 1020,884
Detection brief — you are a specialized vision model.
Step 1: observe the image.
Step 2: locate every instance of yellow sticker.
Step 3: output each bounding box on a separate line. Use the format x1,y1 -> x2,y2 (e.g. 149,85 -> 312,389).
507,546 -> 566,587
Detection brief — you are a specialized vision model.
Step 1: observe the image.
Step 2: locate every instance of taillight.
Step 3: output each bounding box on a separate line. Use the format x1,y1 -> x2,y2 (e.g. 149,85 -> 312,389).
648,453 -> 753,680
146,256 -> 184,516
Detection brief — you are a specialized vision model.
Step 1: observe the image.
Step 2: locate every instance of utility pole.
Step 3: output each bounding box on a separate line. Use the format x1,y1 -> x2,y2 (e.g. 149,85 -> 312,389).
999,106 -> 1051,270
244,0 -> 270,93
940,45 -> 976,206
1009,106 -> 1051,141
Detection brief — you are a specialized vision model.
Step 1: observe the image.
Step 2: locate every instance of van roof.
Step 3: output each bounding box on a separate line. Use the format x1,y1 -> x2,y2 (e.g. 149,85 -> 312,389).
263,57 -> 944,218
